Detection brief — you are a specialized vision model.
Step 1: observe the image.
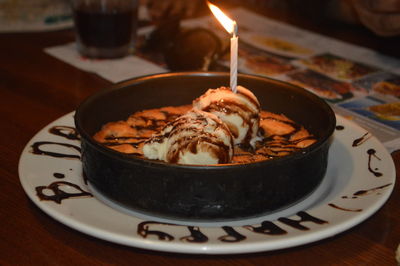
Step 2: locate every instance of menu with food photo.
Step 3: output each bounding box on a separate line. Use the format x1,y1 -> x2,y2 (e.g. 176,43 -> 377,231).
293,53 -> 380,82
353,72 -> 400,98
284,69 -> 355,102
339,96 -> 400,131
134,8 -> 400,152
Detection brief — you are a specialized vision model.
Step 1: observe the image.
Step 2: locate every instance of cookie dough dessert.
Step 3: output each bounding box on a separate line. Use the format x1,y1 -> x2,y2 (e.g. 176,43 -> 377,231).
94,86 -> 317,165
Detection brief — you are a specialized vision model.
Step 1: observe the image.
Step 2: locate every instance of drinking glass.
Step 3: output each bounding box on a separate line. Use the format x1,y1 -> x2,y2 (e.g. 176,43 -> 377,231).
71,0 -> 138,58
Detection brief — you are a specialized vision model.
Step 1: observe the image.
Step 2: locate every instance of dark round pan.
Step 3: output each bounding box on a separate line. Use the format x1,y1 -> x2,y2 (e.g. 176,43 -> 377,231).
75,72 -> 336,221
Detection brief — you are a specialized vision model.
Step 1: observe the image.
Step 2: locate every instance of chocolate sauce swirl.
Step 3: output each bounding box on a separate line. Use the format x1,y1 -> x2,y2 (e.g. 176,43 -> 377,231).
49,126 -> 80,140
31,141 -> 81,159
352,132 -> 371,147
367,149 -> 383,177
36,181 -> 92,203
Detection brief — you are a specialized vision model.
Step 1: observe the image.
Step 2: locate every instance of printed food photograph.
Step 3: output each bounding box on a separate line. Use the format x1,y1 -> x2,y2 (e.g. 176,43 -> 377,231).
339,96 -> 400,130
286,69 -> 354,102
353,72 -> 400,98
230,42 -> 297,76
372,79 -> 400,98
240,32 -> 314,59
297,53 -> 379,82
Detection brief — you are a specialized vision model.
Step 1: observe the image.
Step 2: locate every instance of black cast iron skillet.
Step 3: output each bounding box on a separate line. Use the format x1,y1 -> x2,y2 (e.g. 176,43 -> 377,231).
75,72 -> 336,221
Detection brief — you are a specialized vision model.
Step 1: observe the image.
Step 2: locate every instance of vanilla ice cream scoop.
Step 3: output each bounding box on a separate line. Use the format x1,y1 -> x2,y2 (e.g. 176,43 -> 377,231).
193,86 -> 261,146
143,109 -> 234,165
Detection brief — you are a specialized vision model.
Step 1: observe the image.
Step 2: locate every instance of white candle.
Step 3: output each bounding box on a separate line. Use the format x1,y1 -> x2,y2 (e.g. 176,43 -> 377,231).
207,2 -> 239,93
230,21 -> 238,93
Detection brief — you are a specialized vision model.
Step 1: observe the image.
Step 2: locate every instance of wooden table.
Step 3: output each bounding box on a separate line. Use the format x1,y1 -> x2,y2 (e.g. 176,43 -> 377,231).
1,5 -> 399,265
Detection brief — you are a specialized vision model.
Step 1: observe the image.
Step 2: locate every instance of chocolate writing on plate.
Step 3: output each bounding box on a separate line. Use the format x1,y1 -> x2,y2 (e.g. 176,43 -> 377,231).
277,211 -> 328,231
53,172 -> 65,179
32,126 -> 90,204
367,149 -> 383,177
137,211 -> 328,243
244,220 -> 287,235
31,125 -> 81,159
49,126 -> 80,141
219,226 -> 247,242
353,183 -> 392,197
328,203 -> 362,212
341,183 -> 392,199
31,141 -> 81,159
331,178 -> 392,211
137,221 -> 175,241
352,132 -> 371,147
36,181 -> 92,204
180,226 -> 208,243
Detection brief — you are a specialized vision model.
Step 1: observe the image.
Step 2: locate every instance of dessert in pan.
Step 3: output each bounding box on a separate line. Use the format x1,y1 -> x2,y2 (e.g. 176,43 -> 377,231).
94,86 -> 317,165
75,73 -> 335,220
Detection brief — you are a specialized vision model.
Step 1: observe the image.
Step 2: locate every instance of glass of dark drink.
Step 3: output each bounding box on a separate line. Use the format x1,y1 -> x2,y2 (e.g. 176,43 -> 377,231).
71,0 -> 138,58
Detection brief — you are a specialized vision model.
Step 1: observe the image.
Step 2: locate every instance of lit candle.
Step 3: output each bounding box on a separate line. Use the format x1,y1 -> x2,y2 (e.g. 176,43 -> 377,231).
208,2 -> 238,93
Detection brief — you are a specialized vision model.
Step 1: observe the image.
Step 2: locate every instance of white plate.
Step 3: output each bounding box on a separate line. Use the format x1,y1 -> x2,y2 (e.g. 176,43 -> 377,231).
19,112 -> 396,254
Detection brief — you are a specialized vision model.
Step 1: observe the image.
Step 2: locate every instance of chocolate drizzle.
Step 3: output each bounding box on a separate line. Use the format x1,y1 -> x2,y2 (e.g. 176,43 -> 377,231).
203,98 -> 259,144
180,226 -> 208,243
146,110 -> 233,164
31,125 -> 81,159
49,126 -> 80,140
103,139 -> 145,148
353,183 -> 392,197
219,226 -> 247,242
31,141 -> 81,159
35,181 -> 92,204
328,203 -> 362,212
352,132 -> 371,147
367,149 -> 383,177
53,172 -> 65,179
244,221 -> 287,235
137,211 -> 329,244
94,103 -> 316,164
278,211 -> 328,231
254,116 -> 314,159
137,221 -> 175,241
263,116 -> 301,139
341,183 -> 392,199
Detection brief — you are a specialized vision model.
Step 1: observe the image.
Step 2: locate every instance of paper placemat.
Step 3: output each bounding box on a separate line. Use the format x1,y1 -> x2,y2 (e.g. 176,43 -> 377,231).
45,42 -> 166,83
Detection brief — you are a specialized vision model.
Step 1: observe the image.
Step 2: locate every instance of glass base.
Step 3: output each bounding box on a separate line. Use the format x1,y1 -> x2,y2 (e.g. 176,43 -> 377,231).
77,42 -> 133,59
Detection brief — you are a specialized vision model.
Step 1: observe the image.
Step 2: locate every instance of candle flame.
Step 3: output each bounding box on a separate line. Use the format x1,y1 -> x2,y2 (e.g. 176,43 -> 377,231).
207,2 -> 236,35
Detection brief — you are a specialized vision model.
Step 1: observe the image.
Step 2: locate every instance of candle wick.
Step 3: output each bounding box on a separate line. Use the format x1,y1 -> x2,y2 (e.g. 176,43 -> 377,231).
232,21 -> 238,37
